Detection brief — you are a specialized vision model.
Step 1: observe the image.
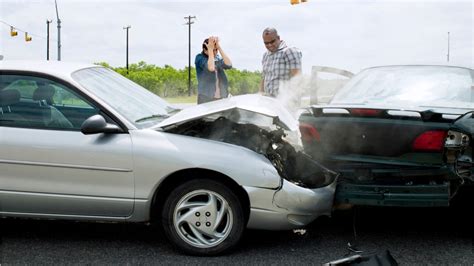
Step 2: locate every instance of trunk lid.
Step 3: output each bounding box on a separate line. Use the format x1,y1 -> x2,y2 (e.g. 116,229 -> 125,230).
299,105 -> 463,164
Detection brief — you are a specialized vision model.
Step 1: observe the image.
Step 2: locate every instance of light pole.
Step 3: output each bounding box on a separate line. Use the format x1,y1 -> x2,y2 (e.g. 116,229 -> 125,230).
447,32 -> 450,63
184,15 -> 196,96
46,19 -> 52,60
123,25 -> 131,74
54,0 -> 61,61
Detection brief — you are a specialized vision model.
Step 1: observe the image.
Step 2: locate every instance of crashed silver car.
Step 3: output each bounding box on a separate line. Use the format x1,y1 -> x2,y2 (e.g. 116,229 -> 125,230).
0,61 -> 337,255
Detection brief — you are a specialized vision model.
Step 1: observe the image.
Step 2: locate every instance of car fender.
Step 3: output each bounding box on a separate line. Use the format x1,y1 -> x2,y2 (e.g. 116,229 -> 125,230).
129,129 -> 282,201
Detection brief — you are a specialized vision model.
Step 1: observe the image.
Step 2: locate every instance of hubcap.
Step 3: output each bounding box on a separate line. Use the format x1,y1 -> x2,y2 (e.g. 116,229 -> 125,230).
173,189 -> 233,248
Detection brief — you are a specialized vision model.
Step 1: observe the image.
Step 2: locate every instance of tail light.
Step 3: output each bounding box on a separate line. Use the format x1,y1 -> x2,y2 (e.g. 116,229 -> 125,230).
299,123 -> 320,142
349,108 -> 383,117
412,130 -> 447,152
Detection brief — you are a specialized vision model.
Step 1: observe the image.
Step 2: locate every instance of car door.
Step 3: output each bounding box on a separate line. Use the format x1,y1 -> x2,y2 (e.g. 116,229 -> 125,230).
0,73 -> 134,218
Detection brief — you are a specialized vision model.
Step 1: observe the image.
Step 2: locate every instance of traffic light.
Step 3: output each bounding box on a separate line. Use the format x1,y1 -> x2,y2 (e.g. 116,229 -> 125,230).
25,32 -> 32,42
10,26 -> 18,37
290,0 -> 308,5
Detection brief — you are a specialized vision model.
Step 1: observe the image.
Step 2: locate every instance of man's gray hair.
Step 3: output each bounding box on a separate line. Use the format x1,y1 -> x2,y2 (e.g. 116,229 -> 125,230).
263,27 -> 278,36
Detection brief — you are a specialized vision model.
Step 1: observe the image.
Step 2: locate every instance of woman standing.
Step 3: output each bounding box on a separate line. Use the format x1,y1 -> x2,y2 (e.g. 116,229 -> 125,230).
195,36 -> 232,104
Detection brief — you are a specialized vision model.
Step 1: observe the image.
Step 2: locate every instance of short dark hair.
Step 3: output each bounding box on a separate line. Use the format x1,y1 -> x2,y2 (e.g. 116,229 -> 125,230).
202,38 -> 209,51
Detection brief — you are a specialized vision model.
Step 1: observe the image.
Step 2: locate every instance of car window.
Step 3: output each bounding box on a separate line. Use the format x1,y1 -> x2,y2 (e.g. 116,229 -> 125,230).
72,67 -> 178,129
4,79 -> 36,98
0,74 -> 99,130
331,66 -> 474,109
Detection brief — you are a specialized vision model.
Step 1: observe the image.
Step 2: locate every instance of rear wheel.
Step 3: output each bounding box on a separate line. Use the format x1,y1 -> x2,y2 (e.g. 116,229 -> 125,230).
161,179 -> 245,256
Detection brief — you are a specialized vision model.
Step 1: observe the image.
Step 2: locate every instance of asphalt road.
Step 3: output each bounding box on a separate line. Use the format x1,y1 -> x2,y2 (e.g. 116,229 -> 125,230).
1,187 -> 472,265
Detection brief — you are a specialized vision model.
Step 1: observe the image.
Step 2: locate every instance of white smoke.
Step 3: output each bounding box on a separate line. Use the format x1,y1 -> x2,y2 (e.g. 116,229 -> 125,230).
276,74 -> 309,117
275,73 -> 349,117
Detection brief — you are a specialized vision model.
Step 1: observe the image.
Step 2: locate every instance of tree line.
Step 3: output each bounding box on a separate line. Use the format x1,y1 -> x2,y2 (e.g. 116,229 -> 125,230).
96,61 -> 261,97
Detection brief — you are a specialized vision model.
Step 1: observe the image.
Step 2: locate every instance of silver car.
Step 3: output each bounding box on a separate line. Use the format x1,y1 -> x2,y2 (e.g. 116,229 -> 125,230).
0,61 -> 337,255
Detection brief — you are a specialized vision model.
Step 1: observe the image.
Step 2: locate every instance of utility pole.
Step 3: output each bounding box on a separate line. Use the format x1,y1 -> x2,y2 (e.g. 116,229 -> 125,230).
46,19 -> 52,60
447,32 -> 450,63
184,15 -> 196,96
123,25 -> 131,74
54,0 -> 61,61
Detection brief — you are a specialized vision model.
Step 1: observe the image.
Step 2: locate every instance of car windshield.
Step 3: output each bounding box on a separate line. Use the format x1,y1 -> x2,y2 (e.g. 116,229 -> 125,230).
331,66 -> 474,109
72,67 -> 179,128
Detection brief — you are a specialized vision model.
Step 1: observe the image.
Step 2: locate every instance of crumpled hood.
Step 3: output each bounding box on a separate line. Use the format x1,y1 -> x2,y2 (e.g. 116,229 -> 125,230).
157,94 -> 298,131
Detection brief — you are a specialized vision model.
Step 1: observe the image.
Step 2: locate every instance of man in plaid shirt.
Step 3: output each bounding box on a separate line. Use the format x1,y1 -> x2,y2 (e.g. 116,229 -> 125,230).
260,27 -> 302,97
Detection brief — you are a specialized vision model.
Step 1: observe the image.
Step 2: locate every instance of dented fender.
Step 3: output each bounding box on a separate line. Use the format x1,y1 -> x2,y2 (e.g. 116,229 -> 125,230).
273,178 -> 337,216
245,177 -> 337,230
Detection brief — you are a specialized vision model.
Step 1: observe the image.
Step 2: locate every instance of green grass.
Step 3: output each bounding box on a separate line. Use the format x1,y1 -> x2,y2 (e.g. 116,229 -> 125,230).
164,95 -> 197,104
60,98 -> 90,107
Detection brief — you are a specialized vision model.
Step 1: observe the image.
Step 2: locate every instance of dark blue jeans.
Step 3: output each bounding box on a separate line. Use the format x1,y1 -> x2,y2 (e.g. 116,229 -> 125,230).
197,94 -> 222,104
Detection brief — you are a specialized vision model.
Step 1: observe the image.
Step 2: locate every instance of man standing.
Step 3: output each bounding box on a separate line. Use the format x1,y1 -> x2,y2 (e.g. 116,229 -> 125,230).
260,28 -> 302,97
195,36 -> 232,104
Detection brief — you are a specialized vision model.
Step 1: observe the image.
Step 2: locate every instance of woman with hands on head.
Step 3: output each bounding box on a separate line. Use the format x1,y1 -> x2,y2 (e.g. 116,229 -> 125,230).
195,36 -> 232,104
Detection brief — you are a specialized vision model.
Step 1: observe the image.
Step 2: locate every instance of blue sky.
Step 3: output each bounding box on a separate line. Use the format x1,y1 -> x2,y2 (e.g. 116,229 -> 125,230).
1,0 -> 472,74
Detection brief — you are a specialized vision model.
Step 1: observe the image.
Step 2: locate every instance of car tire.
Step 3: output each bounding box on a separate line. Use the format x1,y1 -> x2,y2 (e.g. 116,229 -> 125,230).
161,178 -> 245,256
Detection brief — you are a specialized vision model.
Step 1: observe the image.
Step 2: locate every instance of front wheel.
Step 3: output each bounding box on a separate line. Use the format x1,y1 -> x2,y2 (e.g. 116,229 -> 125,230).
161,179 -> 245,256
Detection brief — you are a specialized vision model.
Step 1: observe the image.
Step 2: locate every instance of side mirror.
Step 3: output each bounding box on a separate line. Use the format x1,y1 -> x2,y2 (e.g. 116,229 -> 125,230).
81,114 -> 124,135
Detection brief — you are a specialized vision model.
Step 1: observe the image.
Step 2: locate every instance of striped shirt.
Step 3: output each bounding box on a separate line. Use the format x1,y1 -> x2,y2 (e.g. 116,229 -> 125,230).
262,41 -> 302,97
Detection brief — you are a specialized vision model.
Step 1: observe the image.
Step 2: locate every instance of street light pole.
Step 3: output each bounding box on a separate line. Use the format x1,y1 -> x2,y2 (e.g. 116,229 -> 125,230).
123,25 -> 131,74
46,19 -> 52,60
184,15 -> 196,96
55,0 -> 61,61
447,32 -> 450,63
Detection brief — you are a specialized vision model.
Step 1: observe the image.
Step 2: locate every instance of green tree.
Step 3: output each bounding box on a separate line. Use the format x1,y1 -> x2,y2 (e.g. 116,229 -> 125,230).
95,61 -> 260,98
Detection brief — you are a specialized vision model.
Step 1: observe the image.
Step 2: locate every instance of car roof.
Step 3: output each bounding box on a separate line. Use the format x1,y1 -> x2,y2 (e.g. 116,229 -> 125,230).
0,60 -> 98,78
362,65 -> 474,71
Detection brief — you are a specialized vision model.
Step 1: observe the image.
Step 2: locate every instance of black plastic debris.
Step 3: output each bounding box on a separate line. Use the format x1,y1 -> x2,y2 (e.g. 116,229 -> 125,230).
324,250 -> 398,266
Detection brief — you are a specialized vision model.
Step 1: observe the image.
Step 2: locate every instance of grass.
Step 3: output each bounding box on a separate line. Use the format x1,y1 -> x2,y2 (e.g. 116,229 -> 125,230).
163,95 -> 197,104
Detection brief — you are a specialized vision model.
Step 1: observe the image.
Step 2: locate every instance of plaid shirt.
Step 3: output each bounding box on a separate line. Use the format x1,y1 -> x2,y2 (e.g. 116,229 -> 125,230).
262,41 -> 302,96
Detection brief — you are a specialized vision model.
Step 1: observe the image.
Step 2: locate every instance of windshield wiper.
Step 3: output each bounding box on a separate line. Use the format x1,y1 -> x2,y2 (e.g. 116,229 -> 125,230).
166,106 -> 181,114
135,114 -> 169,123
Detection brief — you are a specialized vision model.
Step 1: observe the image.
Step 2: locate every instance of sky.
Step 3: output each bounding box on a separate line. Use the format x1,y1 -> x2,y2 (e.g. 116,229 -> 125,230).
0,0 -> 473,74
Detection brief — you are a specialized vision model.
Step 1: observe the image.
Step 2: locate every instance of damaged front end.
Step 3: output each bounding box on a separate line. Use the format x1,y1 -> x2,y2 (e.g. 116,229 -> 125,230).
158,95 -> 338,229
163,108 -> 337,189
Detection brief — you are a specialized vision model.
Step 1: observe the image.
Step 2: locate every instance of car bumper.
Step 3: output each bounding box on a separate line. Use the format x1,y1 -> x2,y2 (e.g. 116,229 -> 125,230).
335,181 -> 451,207
244,178 -> 337,230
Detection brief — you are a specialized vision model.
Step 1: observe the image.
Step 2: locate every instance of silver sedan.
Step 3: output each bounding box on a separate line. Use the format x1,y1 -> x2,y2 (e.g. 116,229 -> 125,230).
0,61 -> 337,255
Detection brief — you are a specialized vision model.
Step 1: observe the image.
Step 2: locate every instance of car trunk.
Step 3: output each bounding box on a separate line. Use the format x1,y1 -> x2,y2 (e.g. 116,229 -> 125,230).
299,107 -> 456,166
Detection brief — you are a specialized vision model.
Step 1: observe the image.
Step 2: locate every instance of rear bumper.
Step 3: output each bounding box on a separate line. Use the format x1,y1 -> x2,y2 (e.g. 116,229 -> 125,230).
335,182 -> 451,207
